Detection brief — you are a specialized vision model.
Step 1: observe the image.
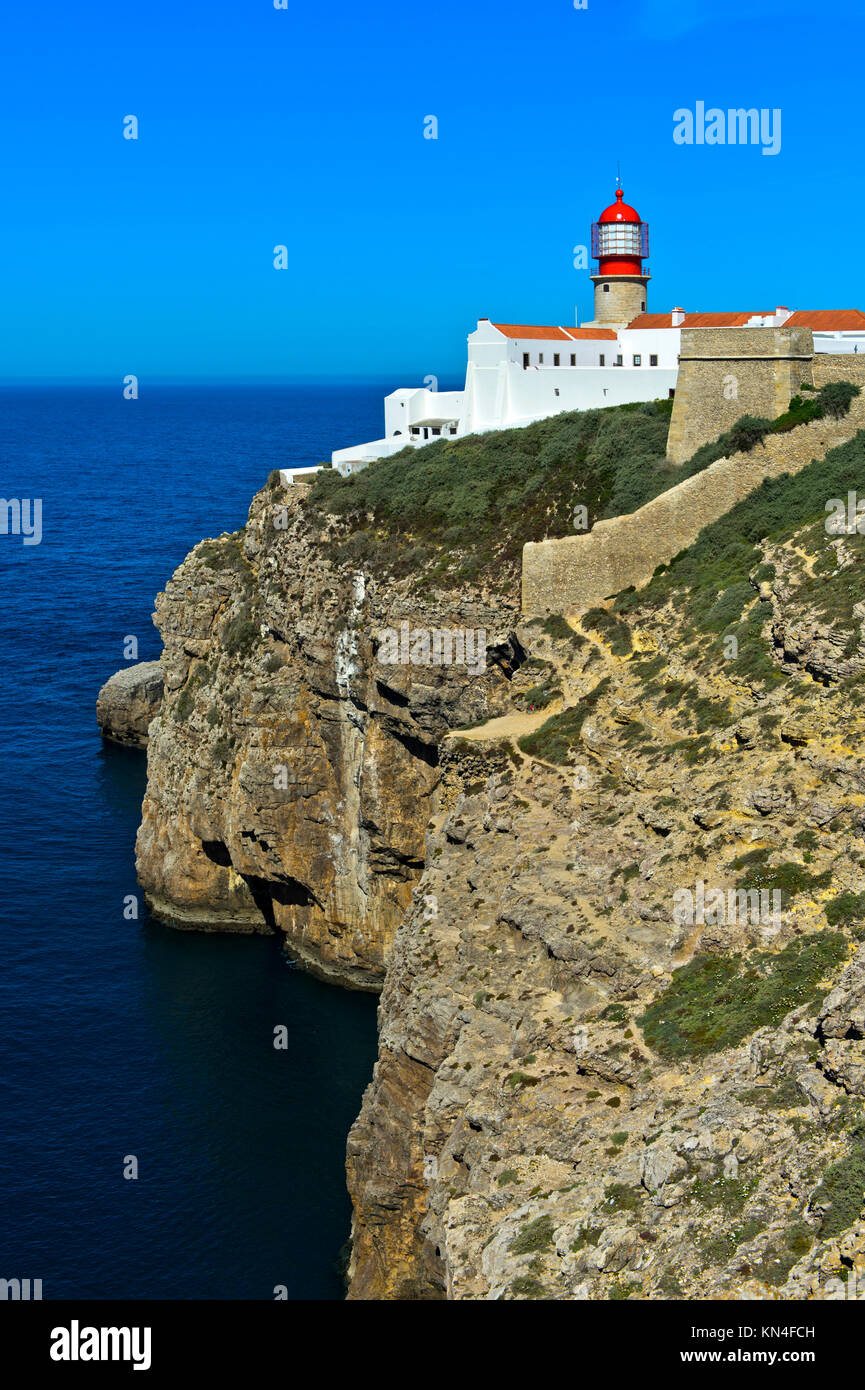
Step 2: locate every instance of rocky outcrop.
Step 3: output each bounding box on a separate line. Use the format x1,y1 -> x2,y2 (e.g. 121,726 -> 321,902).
97,661 -> 163,747
134,480 -> 522,989
346,514 -> 865,1299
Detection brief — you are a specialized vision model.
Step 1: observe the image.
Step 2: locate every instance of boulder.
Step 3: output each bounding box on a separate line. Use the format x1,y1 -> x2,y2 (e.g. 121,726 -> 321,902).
96,661 -> 163,748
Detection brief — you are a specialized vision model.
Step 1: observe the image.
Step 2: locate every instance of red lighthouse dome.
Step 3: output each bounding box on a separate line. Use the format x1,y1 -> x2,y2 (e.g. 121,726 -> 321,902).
591,185 -> 649,277
598,188 -> 642,224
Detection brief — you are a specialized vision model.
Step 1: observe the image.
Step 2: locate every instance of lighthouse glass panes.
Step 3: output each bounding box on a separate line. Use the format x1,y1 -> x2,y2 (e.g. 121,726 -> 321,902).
591,220 -> 649,260
597,222 -> 643,257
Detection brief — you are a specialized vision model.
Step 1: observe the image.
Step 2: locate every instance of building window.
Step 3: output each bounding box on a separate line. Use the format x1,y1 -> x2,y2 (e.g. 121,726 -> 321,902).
449,425 -> 457,435
603,284 -> 610,293
538,353 -> 544,364
570,353 -> 576,366
650,354 -> 658,366
522,352 -> 529,369
431,427 -> 441,436
410,426 -> 420,436
615,355 -> 623,366
633,354 -> 641,366
553,353 -> 560,366
668,388 -> 675,399
599,354 -> 605,366
641,301 -> 646,311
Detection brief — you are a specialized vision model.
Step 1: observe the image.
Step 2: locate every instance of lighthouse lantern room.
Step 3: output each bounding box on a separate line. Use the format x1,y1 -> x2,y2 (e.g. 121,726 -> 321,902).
588,185 -> 651,328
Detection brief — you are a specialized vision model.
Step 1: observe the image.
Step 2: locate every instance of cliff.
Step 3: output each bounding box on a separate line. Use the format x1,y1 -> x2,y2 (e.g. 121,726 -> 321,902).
134,478 -> 520,988
344,422 -> 865,1299
130,405 -> 865,1299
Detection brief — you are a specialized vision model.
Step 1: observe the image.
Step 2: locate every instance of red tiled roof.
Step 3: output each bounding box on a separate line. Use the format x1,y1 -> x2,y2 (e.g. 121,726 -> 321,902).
563,327 -> 618,341
784,310 -> 865,330
492,323 -> 617,341
626,311 -> 772,330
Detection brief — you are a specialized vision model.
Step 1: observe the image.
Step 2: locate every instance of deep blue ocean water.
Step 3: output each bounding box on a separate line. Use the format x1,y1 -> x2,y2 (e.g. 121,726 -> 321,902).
0,384 -> 397,1299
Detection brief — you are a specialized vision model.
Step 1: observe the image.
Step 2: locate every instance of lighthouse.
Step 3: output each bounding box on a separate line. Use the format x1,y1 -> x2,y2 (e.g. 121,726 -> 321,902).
587,184 -> 650,328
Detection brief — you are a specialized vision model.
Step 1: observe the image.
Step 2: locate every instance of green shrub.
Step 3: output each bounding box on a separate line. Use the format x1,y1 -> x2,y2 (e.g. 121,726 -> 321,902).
703,581 -> 754,632
570,1225 -> 602,1252
517,678 -> 611,763
700,1218 -> 765,1265
603,1183 -> 641,1213
737,861 -> 833,905
638,933 -> 847,1060
826,891 -> 865,929
174,685 -> 195,722
582,607 -> 633,656
819,380 -> 860,419
541,614 -> 583,645
812,1125 -> 865,1238
509,1275 -> 548,1298
212,737 -> 234,765
222,603 -> 260,657
303,401 -> 673,585
752,1222 -> 814,1286
508,1214 -> 555,1255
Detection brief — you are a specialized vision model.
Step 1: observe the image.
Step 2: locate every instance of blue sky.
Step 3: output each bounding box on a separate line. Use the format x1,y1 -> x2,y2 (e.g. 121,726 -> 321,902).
0,0 -> 861,381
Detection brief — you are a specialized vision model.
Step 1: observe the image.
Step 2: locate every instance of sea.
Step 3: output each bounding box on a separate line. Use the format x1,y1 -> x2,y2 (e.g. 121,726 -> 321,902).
0,383 -> 404,1300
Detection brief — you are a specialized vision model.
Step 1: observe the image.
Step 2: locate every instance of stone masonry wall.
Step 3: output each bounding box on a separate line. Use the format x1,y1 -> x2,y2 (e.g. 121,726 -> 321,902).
522,396 -> 865,617
589,275 -> 648,327
813,353 -> 865,389
666,326 -> 815,464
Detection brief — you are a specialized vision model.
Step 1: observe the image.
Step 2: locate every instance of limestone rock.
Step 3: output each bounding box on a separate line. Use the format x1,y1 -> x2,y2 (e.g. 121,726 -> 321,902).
96,661 -> 163,747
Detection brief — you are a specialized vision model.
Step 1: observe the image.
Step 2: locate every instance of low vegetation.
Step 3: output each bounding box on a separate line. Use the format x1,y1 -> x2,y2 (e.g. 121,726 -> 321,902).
517,678 -> 611,763
638,933 -> 848,1060
303,399 -> 675,585
615,411 -> 865,684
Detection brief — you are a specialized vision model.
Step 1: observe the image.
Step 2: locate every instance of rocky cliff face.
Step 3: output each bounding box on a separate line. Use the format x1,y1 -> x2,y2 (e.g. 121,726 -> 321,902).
345,496 -> 865,1300
135,478 -> 520,988
134,440 -> 865,1300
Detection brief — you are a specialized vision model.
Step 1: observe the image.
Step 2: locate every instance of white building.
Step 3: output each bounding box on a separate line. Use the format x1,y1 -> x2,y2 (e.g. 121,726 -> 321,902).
280,186 -> 865,484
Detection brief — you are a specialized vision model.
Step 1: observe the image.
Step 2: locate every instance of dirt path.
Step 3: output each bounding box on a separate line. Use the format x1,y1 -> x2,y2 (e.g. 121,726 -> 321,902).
446,700 -> 561,745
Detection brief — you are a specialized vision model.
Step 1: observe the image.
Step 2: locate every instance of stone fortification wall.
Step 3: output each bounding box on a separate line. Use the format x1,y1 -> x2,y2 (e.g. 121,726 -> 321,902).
522,396 -> 865,617
666,326 -> 814,464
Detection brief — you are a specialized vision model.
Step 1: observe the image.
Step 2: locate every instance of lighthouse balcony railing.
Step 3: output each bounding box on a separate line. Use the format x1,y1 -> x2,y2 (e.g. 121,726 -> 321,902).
590,263 -> 650,278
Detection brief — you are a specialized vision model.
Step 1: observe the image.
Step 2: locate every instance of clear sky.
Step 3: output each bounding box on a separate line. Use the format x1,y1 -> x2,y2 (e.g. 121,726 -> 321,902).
1,0 -> 862,381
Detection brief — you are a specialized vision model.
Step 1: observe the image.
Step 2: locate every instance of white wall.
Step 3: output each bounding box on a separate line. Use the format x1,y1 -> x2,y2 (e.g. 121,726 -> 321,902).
813,332 -> 865,355
384,387 -> 465,437
500,362 -> 677,424
618,327 -> 681,367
